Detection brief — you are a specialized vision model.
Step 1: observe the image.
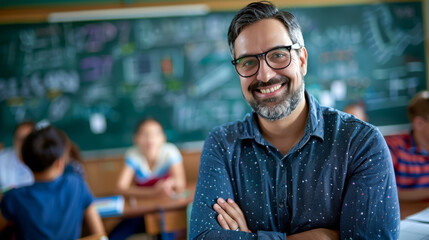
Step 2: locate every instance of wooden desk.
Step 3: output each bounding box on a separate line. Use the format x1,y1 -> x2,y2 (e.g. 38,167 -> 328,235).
399,200 -> 429,220
103,183 -> 196,235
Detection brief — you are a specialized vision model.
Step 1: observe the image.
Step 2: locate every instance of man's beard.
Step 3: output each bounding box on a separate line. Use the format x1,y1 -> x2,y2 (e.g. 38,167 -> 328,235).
247,76 -> 305,121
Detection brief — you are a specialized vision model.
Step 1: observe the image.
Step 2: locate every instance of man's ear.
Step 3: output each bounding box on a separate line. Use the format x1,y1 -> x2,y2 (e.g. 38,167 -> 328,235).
299,47 -> 308,76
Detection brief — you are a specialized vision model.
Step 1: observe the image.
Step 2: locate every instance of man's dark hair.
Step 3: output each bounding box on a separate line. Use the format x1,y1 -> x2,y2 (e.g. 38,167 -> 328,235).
227,1 -> 304,58
21,125 -> 67,173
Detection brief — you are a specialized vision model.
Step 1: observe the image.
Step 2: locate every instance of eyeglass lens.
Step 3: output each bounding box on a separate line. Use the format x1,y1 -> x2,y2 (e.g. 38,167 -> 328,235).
235,47 -> 292,77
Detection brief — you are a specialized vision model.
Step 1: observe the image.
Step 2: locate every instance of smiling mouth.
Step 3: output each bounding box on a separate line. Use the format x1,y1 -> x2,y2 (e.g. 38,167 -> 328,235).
255,83 -> 286,95
258,84 -> 282,94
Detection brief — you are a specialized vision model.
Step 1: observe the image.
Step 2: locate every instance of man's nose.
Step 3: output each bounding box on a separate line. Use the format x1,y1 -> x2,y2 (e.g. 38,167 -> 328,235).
256,58 -> 276,82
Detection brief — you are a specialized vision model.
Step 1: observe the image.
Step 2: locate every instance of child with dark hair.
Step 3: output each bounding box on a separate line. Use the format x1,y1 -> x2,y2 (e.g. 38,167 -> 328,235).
0,126 -> 105,240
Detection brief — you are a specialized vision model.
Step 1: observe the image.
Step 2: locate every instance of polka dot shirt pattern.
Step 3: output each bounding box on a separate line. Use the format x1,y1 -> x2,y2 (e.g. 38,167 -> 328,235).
190,93 -> 400,240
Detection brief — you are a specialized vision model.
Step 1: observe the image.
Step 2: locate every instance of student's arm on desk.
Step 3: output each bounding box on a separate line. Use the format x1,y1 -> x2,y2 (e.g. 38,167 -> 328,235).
169,162 -> 186,192
116,165 -> 175,197
83,204 -> 105,235
397,188 -> 429,201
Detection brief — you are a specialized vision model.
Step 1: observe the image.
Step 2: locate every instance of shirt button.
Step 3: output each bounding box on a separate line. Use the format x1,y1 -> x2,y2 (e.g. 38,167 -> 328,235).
278,203 -> 284,208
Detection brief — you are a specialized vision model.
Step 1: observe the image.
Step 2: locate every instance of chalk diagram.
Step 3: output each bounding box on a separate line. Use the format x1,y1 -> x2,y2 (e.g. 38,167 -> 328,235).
363,4 -> 423,64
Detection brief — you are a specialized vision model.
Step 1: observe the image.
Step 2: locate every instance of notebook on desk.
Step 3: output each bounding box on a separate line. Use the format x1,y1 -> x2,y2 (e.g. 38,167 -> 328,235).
93,195 -> 124,218
400,207 -> 429,240
406,207 -> 429,223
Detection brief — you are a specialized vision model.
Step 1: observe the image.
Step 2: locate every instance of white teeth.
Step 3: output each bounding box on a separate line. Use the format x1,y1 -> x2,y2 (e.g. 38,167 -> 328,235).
260,85 -> 281,94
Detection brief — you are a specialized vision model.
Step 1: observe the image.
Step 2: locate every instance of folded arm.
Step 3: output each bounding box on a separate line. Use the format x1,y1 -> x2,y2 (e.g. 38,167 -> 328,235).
190,133 -> 284,239
214,197 -> 339,240
190,132 -> 337,240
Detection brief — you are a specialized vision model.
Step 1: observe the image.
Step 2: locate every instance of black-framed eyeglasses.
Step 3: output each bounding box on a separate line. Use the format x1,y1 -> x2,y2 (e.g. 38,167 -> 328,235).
231,43 -> 301,78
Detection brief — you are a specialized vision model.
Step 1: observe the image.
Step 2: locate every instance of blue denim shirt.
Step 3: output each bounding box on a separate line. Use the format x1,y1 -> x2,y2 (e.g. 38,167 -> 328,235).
190,93 -> 400,240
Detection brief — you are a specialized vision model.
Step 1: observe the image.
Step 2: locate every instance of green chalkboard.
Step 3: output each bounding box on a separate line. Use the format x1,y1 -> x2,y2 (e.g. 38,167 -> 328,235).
293,2 -> 427,126
0,1 -> 426,151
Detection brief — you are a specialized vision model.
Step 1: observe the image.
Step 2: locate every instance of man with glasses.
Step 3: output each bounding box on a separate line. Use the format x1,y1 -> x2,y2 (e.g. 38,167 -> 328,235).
190,1 -> 399,239
385,91 -> 429,201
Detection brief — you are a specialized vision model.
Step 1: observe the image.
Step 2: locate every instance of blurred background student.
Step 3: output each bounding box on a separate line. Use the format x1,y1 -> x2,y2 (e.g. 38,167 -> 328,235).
111,118 -> 186,240
385,90 -> 429,201
0,121 -> 35,193
116,117 -> 186,197
0,125 -> 105,239
343,101 -> 369,122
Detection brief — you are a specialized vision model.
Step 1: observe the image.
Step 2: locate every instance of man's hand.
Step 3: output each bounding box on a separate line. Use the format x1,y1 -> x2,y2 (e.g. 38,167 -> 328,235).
213,197 -> 252,233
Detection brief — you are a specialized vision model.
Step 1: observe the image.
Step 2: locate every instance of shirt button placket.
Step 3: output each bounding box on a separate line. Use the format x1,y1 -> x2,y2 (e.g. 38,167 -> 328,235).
279,163 -> 286,210
278,156 -> 288,230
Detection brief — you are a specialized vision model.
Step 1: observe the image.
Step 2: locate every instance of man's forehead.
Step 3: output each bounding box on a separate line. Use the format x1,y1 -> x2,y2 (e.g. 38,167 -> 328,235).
234,19 -> 292,56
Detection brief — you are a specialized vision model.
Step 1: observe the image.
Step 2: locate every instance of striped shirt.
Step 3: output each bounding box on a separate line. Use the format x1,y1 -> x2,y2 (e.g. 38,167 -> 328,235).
385,131 -> 429,189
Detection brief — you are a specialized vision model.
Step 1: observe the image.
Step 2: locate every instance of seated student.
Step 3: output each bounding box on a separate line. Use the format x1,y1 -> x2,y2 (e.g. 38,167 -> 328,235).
0,121 -> 35,193
111,118 -> 186,240
0,122 -> 85,195
116,118 -> 186,197
343,101 -> 369,122
385,90 -> 429,201
0,125 -> 105,239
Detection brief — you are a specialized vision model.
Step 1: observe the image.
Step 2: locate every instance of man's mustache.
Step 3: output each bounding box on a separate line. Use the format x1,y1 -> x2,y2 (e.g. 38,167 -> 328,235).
248,76 -> 290,92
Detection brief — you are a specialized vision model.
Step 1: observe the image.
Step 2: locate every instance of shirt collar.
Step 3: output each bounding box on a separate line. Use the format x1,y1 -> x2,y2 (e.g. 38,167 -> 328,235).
240,91 -> 325,145
306,92 -> 325,141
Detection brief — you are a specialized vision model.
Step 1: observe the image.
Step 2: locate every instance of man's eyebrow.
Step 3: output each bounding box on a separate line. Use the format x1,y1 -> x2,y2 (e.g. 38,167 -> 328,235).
235,52 -> 253,60
235,45 -> 290,60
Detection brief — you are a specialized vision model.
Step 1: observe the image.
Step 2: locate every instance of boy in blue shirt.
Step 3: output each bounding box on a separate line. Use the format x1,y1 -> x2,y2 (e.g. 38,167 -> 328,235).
0,125 -> 105,240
